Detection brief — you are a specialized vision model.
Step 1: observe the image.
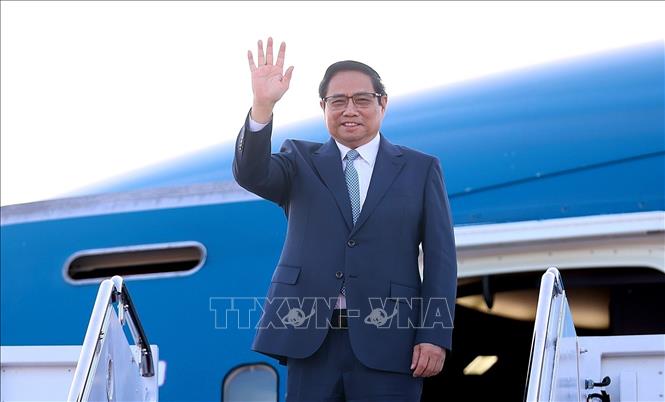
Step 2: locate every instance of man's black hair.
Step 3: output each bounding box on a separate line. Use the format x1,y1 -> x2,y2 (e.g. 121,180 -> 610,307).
318,60 -> 387,99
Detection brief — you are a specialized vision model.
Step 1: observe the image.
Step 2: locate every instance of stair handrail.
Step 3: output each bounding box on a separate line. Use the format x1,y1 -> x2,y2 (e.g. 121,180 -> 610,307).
67,275 -> 154,402
524,267 -> 565,402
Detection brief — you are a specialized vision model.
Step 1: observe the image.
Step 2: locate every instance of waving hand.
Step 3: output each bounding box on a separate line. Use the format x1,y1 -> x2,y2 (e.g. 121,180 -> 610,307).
248,37 -> 294,123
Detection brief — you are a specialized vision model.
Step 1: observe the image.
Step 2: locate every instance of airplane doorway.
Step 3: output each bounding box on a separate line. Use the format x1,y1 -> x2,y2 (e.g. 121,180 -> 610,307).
421,268 -> 665,402
422,304 -> 535,401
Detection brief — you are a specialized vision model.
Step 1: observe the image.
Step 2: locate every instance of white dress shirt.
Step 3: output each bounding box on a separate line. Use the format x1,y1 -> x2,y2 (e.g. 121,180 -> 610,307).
249,116 -> 380,309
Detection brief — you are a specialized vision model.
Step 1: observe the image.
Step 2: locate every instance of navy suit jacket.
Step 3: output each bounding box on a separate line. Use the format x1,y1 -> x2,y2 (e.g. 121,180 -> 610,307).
233,113 -> 457,374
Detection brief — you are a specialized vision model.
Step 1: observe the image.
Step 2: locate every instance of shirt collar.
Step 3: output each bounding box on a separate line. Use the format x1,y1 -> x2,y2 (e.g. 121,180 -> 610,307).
334,132 -> 381,168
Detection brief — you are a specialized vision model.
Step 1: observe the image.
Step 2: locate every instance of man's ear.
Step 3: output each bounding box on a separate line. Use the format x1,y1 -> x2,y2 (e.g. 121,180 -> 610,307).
380,96 -> 388,113
320,99 -> 325,111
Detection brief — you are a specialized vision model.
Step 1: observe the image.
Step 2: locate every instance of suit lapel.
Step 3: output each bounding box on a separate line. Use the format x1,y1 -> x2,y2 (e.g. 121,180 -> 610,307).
312,138 -> 354,231
351,135 -> 405,236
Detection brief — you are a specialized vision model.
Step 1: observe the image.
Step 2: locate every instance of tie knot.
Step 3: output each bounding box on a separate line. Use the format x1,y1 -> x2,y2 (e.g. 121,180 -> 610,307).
345,149 -> 360,161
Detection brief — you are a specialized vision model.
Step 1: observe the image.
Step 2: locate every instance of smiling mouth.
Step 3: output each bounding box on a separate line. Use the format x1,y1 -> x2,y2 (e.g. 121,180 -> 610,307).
342,123 -> 361,127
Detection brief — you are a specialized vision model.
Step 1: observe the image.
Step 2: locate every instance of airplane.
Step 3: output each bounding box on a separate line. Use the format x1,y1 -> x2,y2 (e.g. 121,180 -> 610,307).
1,41 -> 663,401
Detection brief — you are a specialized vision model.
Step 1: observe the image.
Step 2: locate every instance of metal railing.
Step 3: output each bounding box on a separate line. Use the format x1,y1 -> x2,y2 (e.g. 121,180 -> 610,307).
67,276 -> 154,402
524,267 -> 565,402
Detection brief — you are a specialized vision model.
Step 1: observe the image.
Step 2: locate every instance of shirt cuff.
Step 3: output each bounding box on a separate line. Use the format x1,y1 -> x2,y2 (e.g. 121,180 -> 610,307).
248,115 -> 269,132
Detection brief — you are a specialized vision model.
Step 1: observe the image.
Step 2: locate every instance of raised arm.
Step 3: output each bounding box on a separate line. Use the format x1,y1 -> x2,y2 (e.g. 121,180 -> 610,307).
233,37 -> 296,207
247,37 -> 294,123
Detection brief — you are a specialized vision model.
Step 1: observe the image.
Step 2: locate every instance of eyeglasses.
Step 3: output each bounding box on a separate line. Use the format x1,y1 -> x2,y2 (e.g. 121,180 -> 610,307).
322,92 -> 384,111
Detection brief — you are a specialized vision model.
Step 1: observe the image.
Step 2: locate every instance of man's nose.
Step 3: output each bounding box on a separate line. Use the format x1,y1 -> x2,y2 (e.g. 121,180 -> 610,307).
342,100 -> 360,115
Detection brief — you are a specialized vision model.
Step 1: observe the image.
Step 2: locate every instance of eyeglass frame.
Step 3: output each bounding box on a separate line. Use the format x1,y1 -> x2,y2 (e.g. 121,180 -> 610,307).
321,92 -> 386,110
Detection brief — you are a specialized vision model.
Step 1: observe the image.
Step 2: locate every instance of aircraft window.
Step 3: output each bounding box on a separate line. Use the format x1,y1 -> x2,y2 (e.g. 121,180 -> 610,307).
64,241 -> 206,283
222,363 -> 278,402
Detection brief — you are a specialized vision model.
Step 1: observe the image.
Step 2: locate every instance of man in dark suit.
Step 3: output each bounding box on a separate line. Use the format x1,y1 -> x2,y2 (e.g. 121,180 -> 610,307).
233,37 -> 457,402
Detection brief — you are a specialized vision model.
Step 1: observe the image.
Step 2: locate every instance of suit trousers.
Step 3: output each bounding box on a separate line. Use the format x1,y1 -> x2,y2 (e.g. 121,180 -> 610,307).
286,327 -> 423,402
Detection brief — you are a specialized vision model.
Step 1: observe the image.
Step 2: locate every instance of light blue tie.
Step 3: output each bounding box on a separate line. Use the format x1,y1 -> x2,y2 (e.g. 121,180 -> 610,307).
345,149 -> 361,225
340,149 -> 361,298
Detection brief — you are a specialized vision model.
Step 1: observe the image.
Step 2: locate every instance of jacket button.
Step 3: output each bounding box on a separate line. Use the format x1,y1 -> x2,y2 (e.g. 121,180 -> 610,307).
347,240 -> 356,247
335,271 -> 344,279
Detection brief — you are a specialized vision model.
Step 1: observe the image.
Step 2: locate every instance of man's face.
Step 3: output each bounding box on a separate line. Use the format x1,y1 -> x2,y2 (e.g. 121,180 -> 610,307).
320,70 -> 387,149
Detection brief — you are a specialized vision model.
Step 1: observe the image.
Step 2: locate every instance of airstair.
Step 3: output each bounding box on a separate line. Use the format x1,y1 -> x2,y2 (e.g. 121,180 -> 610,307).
1,276 -> 163,401
525,267 -> 664,402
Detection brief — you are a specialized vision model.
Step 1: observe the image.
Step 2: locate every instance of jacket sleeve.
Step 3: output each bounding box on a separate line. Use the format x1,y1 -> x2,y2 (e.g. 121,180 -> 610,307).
414,157 -> 457,351
232,111 -> 296,207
